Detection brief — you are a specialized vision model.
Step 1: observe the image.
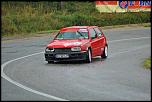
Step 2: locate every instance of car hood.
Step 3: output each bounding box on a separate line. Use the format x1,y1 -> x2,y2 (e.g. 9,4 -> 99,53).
47,39 -> 89,48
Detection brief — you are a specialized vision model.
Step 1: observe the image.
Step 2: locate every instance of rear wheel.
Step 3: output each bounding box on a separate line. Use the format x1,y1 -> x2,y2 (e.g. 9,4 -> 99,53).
101,45 -> 108,59
86,49 -> 92,63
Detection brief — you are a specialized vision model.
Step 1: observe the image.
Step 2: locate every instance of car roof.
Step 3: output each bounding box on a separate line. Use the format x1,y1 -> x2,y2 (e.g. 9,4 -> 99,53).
60,26 -> 98,32
67,26 -> 97,29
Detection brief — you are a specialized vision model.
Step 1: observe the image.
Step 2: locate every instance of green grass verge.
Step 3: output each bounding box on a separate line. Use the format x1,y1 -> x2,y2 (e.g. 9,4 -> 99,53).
143,23 -> 151,27
143,57 -> 151,69
2,2 -> 151,36
2,23 -> 150,41
2,30 -> 59,38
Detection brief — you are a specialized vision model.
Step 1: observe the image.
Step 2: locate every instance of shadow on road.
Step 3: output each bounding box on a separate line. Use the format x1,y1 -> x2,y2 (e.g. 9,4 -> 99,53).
46,57 -> 106,65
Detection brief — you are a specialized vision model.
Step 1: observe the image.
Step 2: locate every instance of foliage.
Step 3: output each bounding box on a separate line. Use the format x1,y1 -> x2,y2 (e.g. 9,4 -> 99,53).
1,1 -> 151,36
143,57 -> 151,69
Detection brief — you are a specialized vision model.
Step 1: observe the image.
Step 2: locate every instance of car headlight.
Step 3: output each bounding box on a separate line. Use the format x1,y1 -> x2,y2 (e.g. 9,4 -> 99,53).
45,48 -> 54,52
71,47 -> 81,51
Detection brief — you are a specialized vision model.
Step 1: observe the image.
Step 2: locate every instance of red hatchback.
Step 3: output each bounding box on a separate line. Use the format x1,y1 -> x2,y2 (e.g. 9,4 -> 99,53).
45,26 -> 108,63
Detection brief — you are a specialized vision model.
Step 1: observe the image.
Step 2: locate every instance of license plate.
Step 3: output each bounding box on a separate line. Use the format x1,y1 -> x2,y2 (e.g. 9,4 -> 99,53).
55,54 -> 69,58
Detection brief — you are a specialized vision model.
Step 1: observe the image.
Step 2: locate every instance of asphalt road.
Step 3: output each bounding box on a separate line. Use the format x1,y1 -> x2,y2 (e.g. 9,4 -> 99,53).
1,27 -> 151,101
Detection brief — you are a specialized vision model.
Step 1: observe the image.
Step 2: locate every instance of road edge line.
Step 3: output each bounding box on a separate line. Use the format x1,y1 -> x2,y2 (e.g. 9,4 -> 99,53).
1,51 -> 69,101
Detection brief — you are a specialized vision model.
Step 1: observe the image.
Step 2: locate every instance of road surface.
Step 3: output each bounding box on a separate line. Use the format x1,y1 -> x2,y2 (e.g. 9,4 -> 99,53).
1,27 -> 151,101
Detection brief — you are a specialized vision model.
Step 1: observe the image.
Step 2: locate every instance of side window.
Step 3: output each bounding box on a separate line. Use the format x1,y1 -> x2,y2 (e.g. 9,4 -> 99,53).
89,28 -> 96,39
94,27 -> 102,37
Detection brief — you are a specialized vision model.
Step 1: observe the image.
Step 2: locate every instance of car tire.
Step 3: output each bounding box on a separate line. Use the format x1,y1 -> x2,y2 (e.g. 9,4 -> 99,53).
48,61 -> 54,64
101,45 -> 108,59
86,49 -> 92,63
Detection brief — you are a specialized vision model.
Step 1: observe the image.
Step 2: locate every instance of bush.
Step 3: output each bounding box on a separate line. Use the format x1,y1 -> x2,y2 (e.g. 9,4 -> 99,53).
1,1 -> 151,36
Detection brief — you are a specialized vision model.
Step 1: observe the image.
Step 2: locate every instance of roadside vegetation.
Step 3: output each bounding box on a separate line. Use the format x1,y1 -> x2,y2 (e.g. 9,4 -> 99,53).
143,23 -> 151,27
2,1 -> 151,37
143,57 -> 151,70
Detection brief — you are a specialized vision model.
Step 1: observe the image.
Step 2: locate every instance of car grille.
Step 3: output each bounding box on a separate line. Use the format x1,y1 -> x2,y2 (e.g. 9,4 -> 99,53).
54,48 -> 71,53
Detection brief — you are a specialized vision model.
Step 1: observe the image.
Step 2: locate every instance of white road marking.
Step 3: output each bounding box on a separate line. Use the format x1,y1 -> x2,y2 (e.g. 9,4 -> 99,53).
1,36 -> 150,101
109,37 -> 150,43
1,52 -> 69,101
109,45 -> 150,58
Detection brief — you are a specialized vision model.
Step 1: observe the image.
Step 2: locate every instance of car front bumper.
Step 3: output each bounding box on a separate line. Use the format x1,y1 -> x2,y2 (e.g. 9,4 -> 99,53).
45,51 -> 88,62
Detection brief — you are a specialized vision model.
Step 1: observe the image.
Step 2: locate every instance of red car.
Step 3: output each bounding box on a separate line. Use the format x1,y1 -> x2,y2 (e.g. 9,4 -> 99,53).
45,26 -> 108,63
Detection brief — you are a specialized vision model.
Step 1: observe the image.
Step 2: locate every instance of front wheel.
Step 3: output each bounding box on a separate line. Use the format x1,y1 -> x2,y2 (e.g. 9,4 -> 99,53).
86,49 -> 92,63
48,61 -> 54,64
101,45 -> 108,59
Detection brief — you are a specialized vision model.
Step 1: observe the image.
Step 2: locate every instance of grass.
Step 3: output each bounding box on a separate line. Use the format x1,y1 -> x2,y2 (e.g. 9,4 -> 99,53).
143,57 -> 151,69
1,2 -> 151,37
2,23 -> 150,41
2,29 -> 59,41
143,23 -> 151,27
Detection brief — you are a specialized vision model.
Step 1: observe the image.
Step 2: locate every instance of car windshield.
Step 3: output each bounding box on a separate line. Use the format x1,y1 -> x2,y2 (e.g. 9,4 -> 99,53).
55,31 -> 88,40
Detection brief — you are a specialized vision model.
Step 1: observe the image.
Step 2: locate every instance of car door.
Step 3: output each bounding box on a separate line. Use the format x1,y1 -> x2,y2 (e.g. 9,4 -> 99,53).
89,28 -> 101,57
94,27 -> 105,55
